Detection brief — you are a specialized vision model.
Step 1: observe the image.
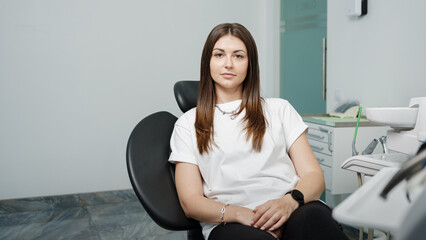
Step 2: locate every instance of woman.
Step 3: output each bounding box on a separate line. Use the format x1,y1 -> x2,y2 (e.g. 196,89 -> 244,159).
169,23 -> 348,240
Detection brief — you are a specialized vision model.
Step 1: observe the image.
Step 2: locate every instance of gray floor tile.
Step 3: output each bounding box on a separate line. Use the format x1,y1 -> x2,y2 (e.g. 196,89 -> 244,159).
50,195 -> 81,209
90,211 -> 147,228
0,223 -> 45,240
96,222 -> 149,240
34,218 -> 101,240
0,190 -> 189,240
78,190 -> 137,206
86,201 -> 145,221
0,209 -> 55,226
0,217 -> 99,240
0,197 -> 53,214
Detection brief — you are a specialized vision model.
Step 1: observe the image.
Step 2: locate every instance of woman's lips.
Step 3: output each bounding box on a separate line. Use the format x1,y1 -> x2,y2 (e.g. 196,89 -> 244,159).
221,73 -> 236,78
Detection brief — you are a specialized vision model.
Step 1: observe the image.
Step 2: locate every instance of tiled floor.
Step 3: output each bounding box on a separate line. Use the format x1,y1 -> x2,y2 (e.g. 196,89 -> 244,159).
0,190 -> 186,240
0,189 -> 359,240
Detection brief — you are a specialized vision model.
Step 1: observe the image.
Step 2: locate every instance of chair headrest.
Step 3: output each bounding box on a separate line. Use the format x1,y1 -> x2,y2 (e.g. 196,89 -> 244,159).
174,81 -> 199,113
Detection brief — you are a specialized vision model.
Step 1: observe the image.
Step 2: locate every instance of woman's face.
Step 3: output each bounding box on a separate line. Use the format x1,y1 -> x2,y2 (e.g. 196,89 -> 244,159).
210,35 -> 248,98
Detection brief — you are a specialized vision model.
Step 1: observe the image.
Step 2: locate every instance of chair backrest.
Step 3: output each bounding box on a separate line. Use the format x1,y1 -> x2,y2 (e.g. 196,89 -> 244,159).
126,111 -> 200,230
174,81 -> 199,113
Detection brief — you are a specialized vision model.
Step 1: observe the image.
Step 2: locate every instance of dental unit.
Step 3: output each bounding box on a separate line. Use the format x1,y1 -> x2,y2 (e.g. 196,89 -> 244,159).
333,97 -> 426,240
341,97 -> 426,176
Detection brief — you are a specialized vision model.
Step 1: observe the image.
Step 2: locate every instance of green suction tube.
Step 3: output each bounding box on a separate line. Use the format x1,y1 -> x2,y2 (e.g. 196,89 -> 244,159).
351,105 -> 367,240
352,105 -> 362,156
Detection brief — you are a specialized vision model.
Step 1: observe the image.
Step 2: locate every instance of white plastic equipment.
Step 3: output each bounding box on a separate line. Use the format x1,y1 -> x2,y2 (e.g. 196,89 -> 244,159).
342,97 -> 426,176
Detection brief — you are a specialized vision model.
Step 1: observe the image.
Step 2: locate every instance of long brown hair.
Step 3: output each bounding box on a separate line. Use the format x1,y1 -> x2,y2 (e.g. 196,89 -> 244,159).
195,23 -> 266,155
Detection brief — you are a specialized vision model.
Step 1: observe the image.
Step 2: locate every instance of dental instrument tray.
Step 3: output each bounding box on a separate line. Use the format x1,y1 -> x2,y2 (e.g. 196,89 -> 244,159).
341,153 -> 410,176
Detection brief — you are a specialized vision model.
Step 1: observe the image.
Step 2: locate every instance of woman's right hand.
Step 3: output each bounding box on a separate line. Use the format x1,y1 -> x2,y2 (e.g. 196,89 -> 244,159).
228,205 -> 282,239
226,205 -> 255,226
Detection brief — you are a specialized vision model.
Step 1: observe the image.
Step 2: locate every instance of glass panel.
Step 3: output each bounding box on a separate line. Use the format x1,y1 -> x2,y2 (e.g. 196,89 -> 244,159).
280,0 -> 327,114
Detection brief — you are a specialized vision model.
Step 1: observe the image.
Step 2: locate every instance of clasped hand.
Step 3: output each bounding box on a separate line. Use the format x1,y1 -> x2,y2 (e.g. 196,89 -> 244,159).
250,195 -> 299,239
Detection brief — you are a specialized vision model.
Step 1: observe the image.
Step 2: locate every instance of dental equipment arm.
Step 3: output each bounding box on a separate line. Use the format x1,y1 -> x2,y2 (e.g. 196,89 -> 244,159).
362,139 -> 378,155
379,136 -> 388,154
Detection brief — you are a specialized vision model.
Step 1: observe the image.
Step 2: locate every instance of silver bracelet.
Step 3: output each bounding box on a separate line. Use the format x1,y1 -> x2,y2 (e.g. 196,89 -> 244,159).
220,204 -> 230,225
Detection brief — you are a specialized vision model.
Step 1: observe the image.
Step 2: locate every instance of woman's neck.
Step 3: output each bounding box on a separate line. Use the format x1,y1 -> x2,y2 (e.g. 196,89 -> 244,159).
216,96 -> 242,104
215,87 -> 243,104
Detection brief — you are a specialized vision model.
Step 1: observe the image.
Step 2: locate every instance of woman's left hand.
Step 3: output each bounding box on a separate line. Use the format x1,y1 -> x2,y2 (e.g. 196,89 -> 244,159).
250,194 -> 299,232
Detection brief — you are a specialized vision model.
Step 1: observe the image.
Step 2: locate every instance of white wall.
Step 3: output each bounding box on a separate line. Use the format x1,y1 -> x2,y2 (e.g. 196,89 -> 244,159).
327,0 -> 426,111
0,0 -> 280,200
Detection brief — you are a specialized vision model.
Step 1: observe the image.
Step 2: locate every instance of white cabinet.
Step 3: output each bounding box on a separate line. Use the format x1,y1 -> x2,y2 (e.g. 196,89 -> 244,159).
304,117 -> 388,197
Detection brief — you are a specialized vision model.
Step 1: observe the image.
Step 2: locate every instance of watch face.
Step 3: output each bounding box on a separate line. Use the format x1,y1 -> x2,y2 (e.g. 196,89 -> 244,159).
286,189 -> 304,206
293,190 -> 304,200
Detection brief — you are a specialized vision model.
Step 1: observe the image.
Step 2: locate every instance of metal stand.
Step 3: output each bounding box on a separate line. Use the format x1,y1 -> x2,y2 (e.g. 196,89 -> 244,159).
356,172 -> 390,240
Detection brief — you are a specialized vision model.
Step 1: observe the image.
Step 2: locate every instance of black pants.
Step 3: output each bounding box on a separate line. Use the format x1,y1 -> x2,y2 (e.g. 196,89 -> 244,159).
208,201 -> 348,240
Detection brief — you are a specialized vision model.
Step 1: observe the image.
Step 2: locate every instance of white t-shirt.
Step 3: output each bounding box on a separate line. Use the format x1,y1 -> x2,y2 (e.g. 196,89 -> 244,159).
169,98 -> 308,239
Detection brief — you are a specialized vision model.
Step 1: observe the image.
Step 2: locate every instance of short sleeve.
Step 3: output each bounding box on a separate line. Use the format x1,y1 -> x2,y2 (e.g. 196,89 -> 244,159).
168,116 -> 198,165
281,101 -> 308,151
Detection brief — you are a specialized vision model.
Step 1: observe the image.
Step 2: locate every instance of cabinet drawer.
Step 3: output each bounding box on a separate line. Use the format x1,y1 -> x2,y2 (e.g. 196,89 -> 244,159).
306,128 -> 328,143
308,139 -> 332,156
313,151 -> 332,167
320,165 -> 332,191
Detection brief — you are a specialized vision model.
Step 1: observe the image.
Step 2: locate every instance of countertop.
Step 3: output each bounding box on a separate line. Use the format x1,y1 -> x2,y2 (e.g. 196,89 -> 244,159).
302,114 -> 382,128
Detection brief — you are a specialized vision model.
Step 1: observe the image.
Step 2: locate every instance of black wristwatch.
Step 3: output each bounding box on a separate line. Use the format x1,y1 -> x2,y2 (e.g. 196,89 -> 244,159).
286,189 -> 304,207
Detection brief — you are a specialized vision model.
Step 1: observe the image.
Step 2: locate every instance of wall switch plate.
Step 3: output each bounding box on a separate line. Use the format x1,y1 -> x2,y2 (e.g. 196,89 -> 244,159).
346,0 -> 368,17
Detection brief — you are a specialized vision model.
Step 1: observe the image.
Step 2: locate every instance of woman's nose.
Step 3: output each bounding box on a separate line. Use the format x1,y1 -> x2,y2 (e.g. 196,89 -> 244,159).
224,56 -> 233,68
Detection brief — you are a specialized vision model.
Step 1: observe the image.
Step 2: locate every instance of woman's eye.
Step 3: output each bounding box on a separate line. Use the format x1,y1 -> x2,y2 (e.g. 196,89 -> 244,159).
235,54 -> 244,59
214,53 -> 223,57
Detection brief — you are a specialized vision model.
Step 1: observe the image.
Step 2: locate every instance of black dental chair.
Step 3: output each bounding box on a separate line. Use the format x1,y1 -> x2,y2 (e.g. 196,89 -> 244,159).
126,81 -> 204,240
